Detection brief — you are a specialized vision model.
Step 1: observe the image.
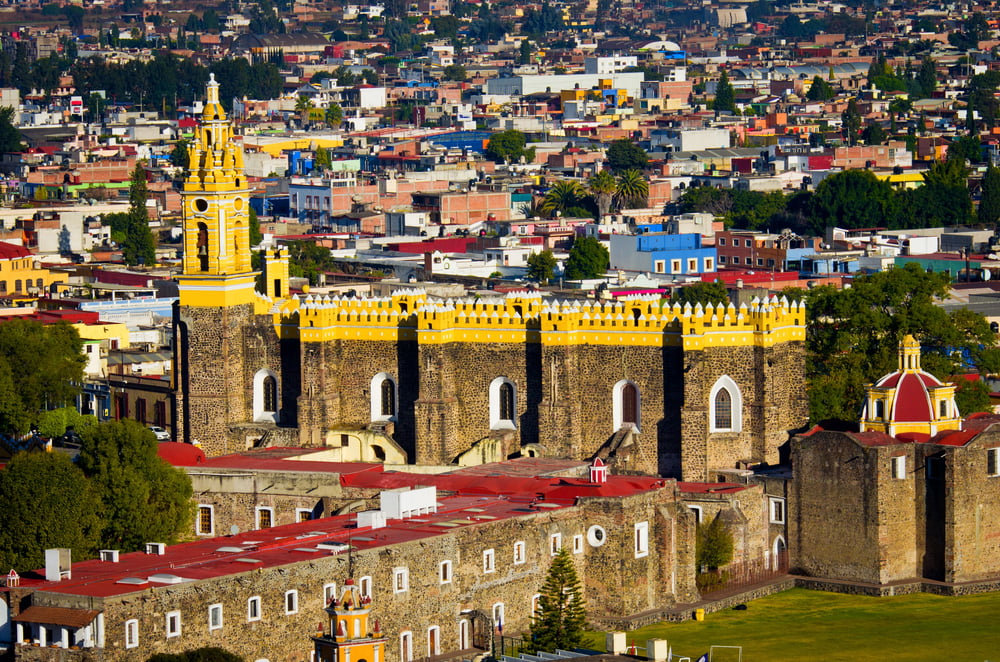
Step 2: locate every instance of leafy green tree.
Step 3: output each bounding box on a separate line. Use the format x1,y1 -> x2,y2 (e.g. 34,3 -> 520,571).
519,39 -> 532,65
77,419 -> 193,551
670,281 -> 729,307
980,166 -> 1000,226
588,170 -> 616,217
805,263 -> 998,424
948,135 -> 982,163
842,98 -> 862,147
862,122 -> 887,145
806,76 -> 834,101
614,169 -> 649,208
916,55 -> 937,99
248,207 -> 263,247
696,516 -> 734,571
526,250 -> 557,284
37,406 -> 98,439
564,236 -> 609,280
442,64 -> 467,81
171,139 -> 190,171
0,318 -> 85,432
901,158 -> 971,228
529,548 -> 586,652
485,130 -> 534,164
808,169 -> 897,234
949,11 -> 989,50
713,69 -> 737,114
122,164 -> 156,266
605,139 -> 648,174
0,106 -> 22,153
0,451 -> 103,571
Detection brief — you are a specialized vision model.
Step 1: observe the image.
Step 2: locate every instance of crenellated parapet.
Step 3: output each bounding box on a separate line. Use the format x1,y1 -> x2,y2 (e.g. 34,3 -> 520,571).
278,290 -> 805,348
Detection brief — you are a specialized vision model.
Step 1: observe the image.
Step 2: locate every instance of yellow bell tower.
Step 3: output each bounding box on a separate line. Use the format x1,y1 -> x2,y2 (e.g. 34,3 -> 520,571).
176,73 -> 256,308
314,579 -> 387,662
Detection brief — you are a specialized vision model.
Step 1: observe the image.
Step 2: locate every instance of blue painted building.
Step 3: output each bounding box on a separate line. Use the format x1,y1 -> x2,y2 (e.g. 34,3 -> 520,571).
609,227 -> 717,276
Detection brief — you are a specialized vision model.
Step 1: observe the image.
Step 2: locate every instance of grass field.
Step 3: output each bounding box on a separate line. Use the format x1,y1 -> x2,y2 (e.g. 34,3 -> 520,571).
583,588 -> 1000,662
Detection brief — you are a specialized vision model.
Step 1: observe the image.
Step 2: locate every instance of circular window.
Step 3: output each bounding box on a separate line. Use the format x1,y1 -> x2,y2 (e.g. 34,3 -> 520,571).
193,198 -> 209,213
587,525 -> 606,547
233,197 -> 244,211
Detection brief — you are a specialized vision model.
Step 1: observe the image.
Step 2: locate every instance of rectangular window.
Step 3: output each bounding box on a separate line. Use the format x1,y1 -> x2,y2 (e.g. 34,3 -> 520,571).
757,258 -> 764,267
719,238 -> 726,246
324,583 -> 338,605
248,597 -> 261,622
125,620 -> 138,649
769,498 -> 786,524
296,508 -> 313,523
360,576 -> 372,599
513,541 -> 525,565
549,533 -> 562,555
891,455 -> 906,480
654,260 -> 665,273
256,507 -> 273,530
483,549 -> 495,573
688,505 -> 703,523
208,604 -> 223,631
285,590 -> 298,615
688,258 -> 698,272
572,534 -> 583,554
439,560 -> 452,584
989,448 -> 1000,476
165,611 -> 181,638
196,505 -> 213,536
704,257 -> 714,271
718,255 -> 727,264
671,259 -> 681,273
394,567 -> 409,593
634,522 -> 649,558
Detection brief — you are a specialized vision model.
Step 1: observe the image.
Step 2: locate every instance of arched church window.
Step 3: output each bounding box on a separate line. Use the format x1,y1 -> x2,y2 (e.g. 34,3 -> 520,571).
371,373 -> 397,422
489,377 -> 517,430
197,222 -> 209,271
714,389 -> 732,430
253,369 -> 279,423
263,376 -> 277,413
381,379 -> 396,418
709,375 -> 743,433
613,380 -> 640,432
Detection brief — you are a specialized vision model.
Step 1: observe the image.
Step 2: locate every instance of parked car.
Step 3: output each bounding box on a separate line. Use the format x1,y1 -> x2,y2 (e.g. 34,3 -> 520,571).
148,425 -> 169,441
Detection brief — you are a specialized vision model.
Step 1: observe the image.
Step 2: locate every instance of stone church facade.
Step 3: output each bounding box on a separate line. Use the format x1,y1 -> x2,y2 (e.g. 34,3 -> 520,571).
174,77 -> 809,482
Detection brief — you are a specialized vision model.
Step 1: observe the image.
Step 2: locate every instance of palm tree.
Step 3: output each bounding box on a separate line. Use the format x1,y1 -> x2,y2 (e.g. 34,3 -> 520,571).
615,169 -> 649,209
588,170 -> 616,218
295,95 -> 314,126
518,197 -> 546,219
541,180 -> 586,218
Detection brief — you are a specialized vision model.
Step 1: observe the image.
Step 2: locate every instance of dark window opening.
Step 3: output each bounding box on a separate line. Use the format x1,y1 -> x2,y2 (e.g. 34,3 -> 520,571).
380,379 -> 396,417
714,388 -> 732,429
263,375 -> 277,413
622,383 -> 638,426
499,382 -> 514,421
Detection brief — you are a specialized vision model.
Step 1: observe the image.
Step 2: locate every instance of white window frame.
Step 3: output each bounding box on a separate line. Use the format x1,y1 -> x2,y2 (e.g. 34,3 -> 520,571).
688,505 -> 703,523
513,541 -> 525,565
427,625 -> 441,657
196,504 -> 214,536
165,611 -> 181,639
687,257 -> 698,272
891,455 -> 906,480
612,379 -> 640,433
489,377 -> 517,430
393,567 -> 409,594
252,368 -> 279,423
208,604 -> 223,631
634,521 -> 649,558
531,594 -> 541,617
709,375 -> 743,433
671,259 -> 681,273
323,583 -> 338,605
247,596 -> 261,622
296,508 -> 313,522
989,448 -> 1000,477
370,372 -> 398,422
572,534 -> 583,554
400,631 -> 413,662
704,257 -> 714,271
285,590 -> 299,615
124,619 -> 139,649
439,560 -> 452,584
360,576 -> 372,599
256,507 -> 274,530
492,603 -> 505,630
549,533 -> 562,555
769,498 -> 786,524
483,549 -> 495,574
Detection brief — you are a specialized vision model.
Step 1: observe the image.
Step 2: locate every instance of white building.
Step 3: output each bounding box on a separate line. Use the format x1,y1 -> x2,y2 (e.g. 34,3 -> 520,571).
650,127 -> 730,152
485,72 -> 645,100
584,56 -> 638,75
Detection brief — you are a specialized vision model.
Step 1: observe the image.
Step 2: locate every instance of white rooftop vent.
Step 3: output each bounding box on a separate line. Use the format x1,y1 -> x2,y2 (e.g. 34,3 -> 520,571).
99,549 -> 120,563
44,548 -> 71,582
145,542 -> 166,555
356,510 -> 386,530
379,485 -> 438,519
148,574 -> 189,584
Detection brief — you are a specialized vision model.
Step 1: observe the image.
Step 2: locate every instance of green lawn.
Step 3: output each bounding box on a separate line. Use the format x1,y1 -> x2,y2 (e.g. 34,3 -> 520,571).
584,588 -> 1000,662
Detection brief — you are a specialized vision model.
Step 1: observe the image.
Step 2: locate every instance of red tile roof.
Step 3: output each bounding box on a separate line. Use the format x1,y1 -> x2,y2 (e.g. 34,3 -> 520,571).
15,606 -> 100,627
0,241 -> 30,260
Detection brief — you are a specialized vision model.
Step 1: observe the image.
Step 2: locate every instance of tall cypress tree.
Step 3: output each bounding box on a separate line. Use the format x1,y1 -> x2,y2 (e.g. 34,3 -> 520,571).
529,548 -> 587,653
979,166 -> 1000,227
713,69 -> 737,114
122,163 -> 156,266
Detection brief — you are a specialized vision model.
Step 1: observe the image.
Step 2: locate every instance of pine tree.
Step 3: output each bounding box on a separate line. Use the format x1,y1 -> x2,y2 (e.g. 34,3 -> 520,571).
122,164 -> 156,266
713,69 -> 737,114
530,548 -> 587,653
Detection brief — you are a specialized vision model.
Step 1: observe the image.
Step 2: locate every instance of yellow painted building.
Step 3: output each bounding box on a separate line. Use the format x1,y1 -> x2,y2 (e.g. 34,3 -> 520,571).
0,242 -> 58,297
